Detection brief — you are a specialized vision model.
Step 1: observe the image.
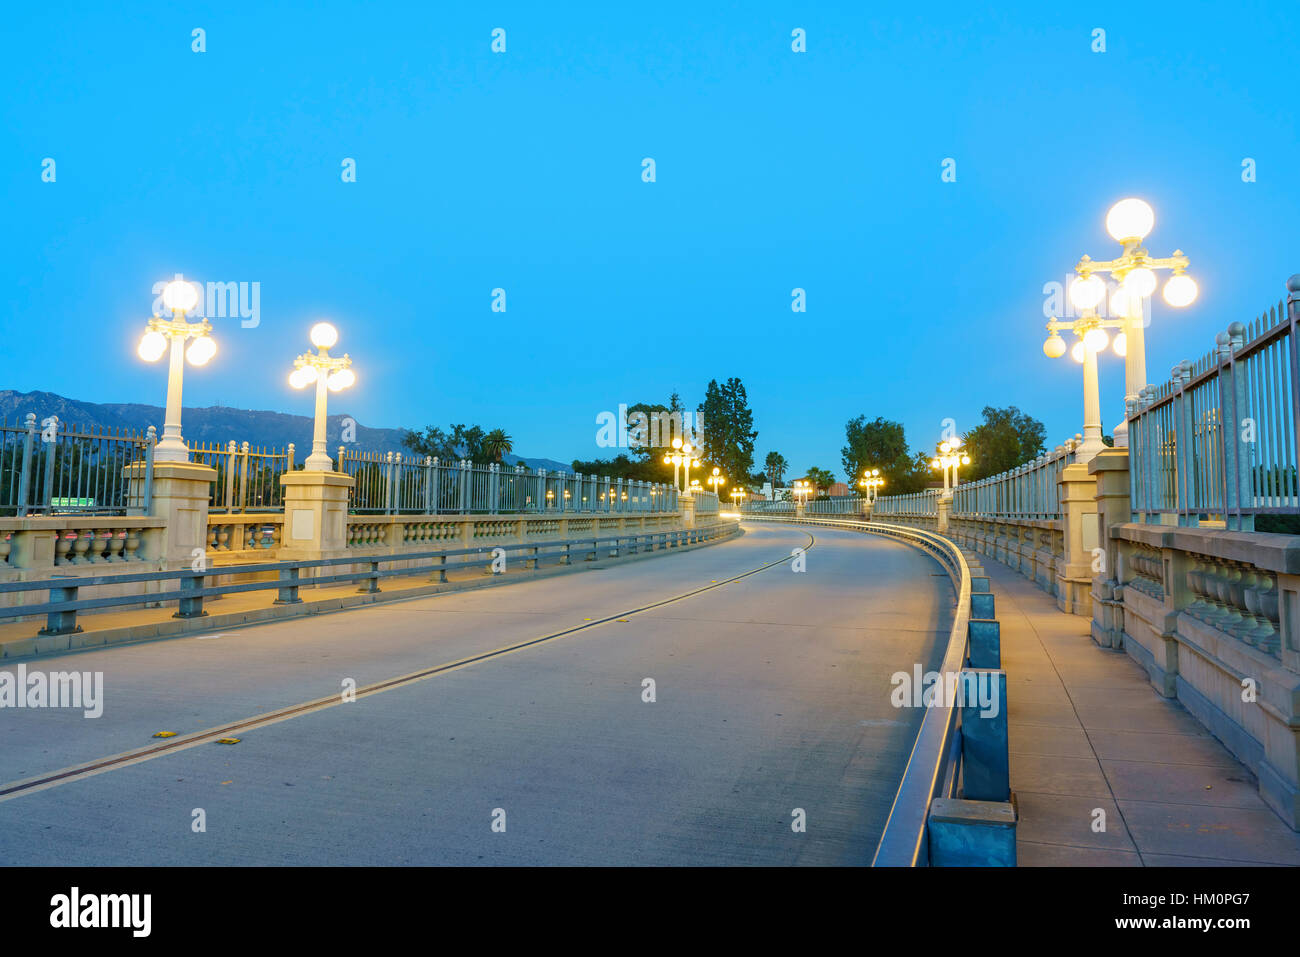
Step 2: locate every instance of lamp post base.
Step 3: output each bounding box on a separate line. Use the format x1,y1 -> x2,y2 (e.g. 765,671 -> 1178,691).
153,438 -> 191,464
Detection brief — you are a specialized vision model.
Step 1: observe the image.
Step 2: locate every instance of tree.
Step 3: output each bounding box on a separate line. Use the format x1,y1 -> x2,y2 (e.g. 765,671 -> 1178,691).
402,423 -> 500,463
841,415 -> 928,494
963,406 -> 1046,481
698,377 -> 758,489
570,453 -> 662,481
764,451 -> 788,489
804,466 -> 835,495
450,424 -> 486,462
402,425 -> 455,461
482,429 -> 513,463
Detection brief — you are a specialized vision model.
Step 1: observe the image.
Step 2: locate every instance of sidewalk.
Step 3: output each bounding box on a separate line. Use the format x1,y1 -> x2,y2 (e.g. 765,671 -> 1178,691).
982,559 -> 1300,866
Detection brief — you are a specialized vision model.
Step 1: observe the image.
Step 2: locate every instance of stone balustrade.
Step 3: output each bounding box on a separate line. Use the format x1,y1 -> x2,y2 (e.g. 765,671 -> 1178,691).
207,514 -> 283,554
344,511 -> 683,556
0,517 -> 165,572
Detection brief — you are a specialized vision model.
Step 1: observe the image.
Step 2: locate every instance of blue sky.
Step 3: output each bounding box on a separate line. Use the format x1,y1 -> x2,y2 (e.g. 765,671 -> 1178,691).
2,0 -> 1296,479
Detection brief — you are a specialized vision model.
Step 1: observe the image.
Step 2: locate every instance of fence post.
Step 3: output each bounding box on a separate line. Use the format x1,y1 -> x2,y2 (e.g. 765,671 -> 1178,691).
384,452 -> 395,515
175,571 -> 208,619
1170,360 -> 1195,524
287,442 -> 296,474
141,427 -> 156,514
459,459 -> 470,513
39,415 -> 58,512
39,579 -> 82,636
239,441 -> 251,513
424,457 -> 435,513
1220,323 -> 1254,530
274,566 -> 303,604
220,440 -> 235,512
489,462 -> 499,514
15,413 -> 36,515
536,468 -> 546,512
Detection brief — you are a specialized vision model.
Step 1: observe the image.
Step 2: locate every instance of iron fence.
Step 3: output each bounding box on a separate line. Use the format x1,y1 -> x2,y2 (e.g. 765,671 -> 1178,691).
191,440 -> 295,513
948,440 -> 1081,521
336,449 -> 678,515
1128,280 -> 1300,527
0,414 -> 153,517
871,489 -> 941,518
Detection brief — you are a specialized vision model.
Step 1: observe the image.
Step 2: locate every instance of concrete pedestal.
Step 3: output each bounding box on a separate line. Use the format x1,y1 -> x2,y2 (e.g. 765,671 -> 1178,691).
937,495 -> 951,533
1057,463 -> 1098,616
278,471 -> 355,561
125,461 -> 216,568
1089,449 -> 1130,648
681,493 -> 696,528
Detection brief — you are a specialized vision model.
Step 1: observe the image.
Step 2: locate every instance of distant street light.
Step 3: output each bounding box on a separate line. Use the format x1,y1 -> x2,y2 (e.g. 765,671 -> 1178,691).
858,467 -> 885,503
931,439 -> 970,496
730,487 -> 746,510
137,279 -> 217,463
706,466 -> 726,495
289,321 -> 355,471
792,479 -> 812,506
663,437 -> 700,493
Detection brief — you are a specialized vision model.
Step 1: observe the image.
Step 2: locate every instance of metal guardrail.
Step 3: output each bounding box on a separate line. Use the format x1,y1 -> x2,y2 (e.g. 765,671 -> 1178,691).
0,522 -> 737,638
742,514 -> 976,866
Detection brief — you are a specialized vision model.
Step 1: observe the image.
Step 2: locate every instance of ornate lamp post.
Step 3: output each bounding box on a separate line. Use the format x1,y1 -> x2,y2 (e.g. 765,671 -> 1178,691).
663,438 -> 700,493
289,322 -> 355,471
1056,198 -> 1198,449
137,279 -> 217,463
792,479 -> 812,506
858,467 -> 884,503
930,439 -> 970,496
706,466 -> 726,495
730,487 -> 746,511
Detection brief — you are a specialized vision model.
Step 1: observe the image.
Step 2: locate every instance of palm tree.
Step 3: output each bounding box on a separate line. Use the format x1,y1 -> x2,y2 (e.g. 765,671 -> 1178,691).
804,466 -> 835,496
764,451 -> 788,489
482,429 -> 513,463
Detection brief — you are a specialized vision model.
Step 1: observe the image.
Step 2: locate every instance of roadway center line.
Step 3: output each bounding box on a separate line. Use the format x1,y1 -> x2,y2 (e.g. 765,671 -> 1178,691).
0,531 -> 815,804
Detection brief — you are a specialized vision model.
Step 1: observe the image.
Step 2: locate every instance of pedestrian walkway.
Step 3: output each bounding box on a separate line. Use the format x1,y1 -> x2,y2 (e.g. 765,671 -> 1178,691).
983,560 -> 1300,866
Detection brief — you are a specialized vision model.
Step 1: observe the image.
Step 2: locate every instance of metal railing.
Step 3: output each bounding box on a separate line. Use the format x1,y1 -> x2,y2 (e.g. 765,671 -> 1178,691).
1,521 -> 737,637
1128,280 -> 1300,527
871,489 -> 941,518
949,438 -> 1081,521
191,440 -> 295,513
739,498 -> 796,513
806,496 -> 866,515
742,514 -> 979,866
739,496 -> 866,515
0,414 -> 153,517
336,450 -> 678,515
693,490 -> 719,515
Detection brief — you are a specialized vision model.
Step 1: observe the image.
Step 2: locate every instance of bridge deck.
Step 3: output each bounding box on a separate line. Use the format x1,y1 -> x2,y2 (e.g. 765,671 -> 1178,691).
0,523 -> 952,865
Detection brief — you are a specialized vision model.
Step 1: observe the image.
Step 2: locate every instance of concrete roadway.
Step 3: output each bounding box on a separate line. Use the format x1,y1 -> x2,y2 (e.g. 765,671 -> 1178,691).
0,523 -> 954,866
